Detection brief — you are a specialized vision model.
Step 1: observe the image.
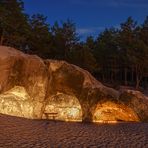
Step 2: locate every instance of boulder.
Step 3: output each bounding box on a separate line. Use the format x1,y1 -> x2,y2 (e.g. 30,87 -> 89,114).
0,46 -> 148,122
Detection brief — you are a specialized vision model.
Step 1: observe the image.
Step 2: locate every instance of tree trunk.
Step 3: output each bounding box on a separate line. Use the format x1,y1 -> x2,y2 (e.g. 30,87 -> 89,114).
136,75 -> 140,89
0,29 -> 4,45
0,35 -> 4,45
135,65 -> 142,90
131,66 -> 134,85
102,72 -> 105,82
124,67 -> 127,86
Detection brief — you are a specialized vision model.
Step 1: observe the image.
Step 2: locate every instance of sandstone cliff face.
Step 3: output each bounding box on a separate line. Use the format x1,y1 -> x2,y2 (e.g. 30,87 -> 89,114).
0,46 -> 148,122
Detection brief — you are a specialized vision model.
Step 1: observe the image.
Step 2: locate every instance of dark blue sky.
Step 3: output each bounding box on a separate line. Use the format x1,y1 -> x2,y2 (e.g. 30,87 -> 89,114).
24,0 -> 148,40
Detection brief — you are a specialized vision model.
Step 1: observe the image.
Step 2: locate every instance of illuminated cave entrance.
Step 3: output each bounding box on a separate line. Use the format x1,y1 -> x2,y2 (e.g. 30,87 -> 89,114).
43,93 -> 82,122
93,101 -> 139,123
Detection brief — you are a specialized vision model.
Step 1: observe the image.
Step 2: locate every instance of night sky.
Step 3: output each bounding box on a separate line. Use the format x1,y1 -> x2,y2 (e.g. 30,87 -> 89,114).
24,0 -> 148,40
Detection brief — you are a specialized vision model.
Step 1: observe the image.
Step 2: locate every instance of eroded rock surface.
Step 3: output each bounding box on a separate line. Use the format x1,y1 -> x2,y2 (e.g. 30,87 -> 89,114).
0,46 -> 148,122
43,93 -> 82,121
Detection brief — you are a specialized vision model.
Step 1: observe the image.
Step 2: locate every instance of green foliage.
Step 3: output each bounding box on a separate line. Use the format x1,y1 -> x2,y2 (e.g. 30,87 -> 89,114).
28,14 -> 52,58
0,0 -> 29,49
68,43 -> 98,73
0,0 -> 147,89
51,19 -> 79,60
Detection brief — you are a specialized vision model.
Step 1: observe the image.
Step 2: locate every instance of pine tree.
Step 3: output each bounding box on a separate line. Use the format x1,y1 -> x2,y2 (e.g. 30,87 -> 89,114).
51,19 -> 79,60
0,0 -> 29,49
28,14 -> 52,58
119,17 -> 137,86
94,28 -> 119,82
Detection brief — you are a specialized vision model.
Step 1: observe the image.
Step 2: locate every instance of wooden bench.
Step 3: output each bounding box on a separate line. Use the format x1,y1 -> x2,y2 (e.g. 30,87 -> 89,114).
44,112 -> 58,120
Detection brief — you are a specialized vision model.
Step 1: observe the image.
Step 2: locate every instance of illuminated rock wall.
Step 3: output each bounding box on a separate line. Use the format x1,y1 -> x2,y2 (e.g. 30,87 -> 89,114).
43,93 -> 82,121
0,86 -> 34,118
0,46 -> 148,122
93,101 -> 139,122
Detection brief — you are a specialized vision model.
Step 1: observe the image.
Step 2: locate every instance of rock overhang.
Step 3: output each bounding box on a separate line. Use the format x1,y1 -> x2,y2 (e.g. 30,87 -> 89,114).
0,46 -> 148,122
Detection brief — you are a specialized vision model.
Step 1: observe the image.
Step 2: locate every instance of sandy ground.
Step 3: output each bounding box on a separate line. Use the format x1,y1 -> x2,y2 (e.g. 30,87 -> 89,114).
0,114 -> 147,148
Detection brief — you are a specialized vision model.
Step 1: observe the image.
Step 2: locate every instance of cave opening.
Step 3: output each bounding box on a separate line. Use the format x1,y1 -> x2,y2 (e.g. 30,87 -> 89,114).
43,93 -> 82,122
93,101 -> 139,123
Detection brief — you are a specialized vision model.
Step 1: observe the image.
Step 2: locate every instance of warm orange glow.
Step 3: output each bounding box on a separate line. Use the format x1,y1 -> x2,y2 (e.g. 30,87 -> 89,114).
93,101 -> 139,122
0,86 -> 33,118
43,93 -> 82,121
94,120 -> 117,123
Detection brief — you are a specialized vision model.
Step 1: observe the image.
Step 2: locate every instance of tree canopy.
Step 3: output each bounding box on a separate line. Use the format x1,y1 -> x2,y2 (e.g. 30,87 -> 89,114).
0,0 -> 147,90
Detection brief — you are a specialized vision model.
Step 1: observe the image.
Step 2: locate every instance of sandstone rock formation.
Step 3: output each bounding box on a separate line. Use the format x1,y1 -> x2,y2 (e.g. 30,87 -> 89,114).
0,46 -> 148,122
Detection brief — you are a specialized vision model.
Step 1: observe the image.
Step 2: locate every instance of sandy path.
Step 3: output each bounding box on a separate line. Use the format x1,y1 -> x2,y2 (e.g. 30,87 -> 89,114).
0,114 -> 147,148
